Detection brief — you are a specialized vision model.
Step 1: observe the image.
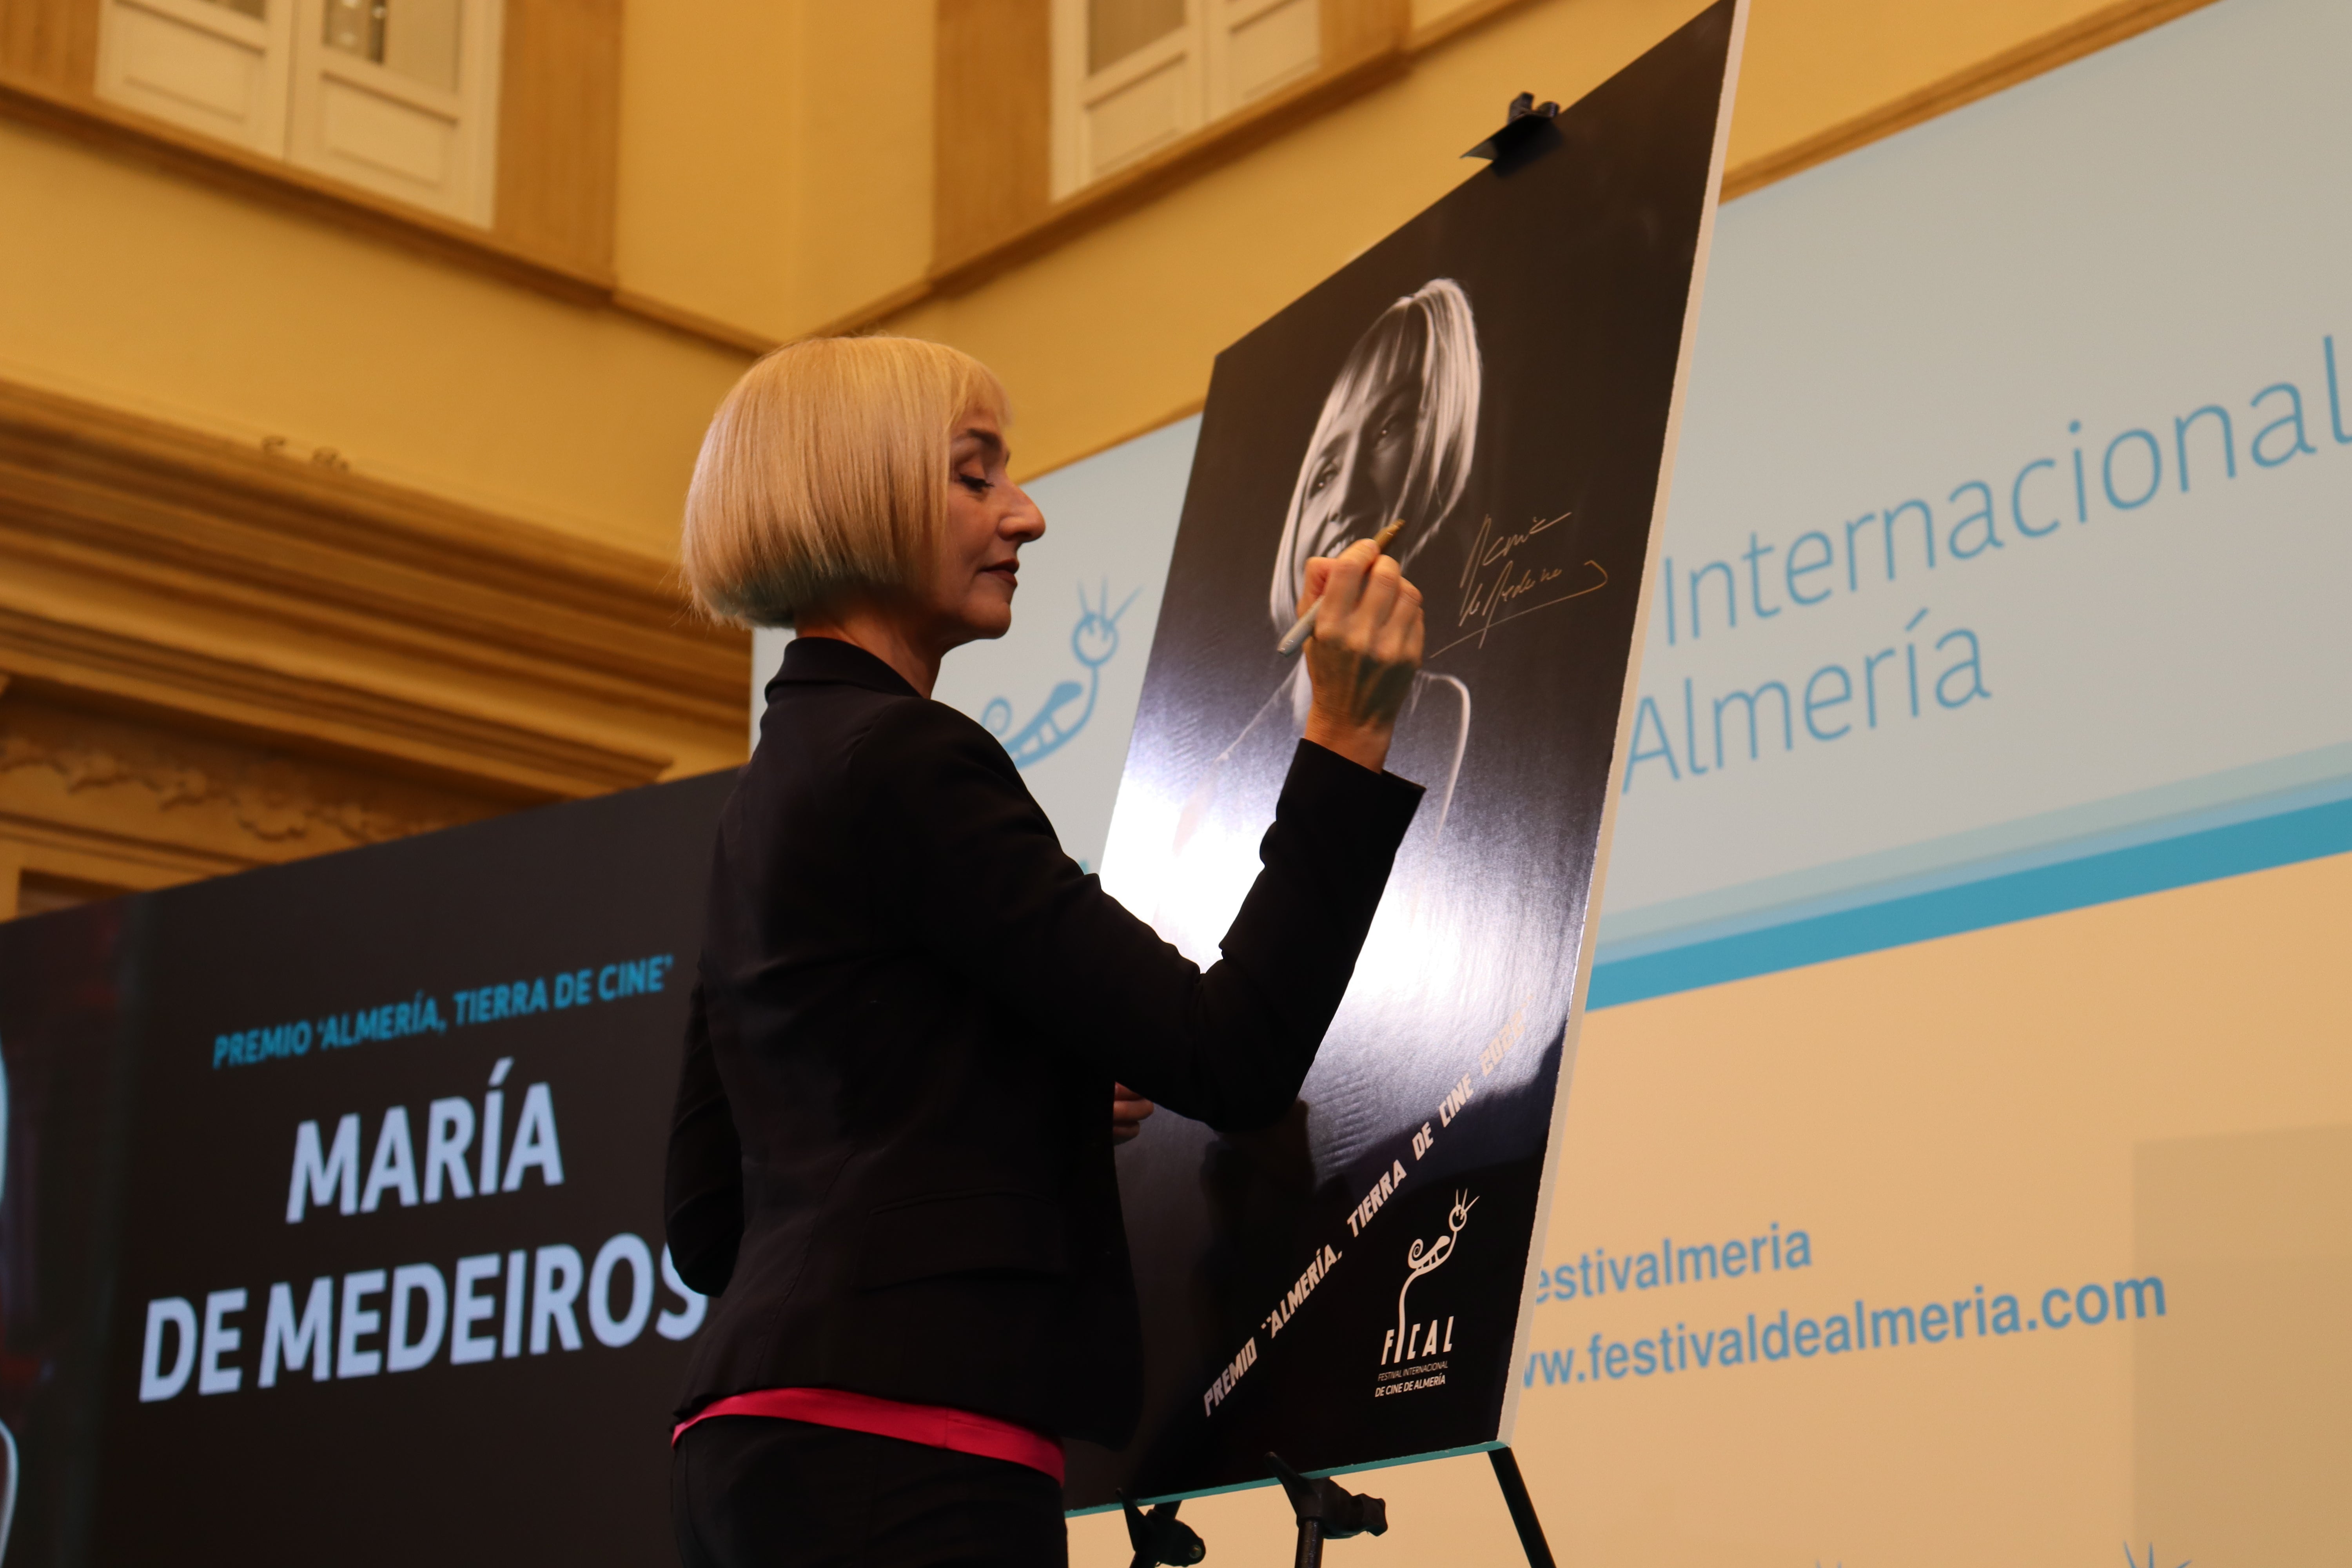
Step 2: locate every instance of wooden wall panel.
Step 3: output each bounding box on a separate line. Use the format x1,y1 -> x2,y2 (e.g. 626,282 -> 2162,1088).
1323,0 -> 1408,71
0,370 -> 748,918
930,0 -> 1410,290
0,0 -> 98,93
934,0 -> 1051,275
494,0 -> 622,277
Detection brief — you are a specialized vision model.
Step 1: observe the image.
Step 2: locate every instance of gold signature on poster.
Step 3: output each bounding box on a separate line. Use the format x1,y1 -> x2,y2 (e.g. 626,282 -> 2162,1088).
1441,509 -> 1609,657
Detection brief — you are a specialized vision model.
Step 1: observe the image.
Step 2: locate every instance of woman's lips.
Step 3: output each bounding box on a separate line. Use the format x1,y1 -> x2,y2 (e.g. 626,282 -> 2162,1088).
1312,518 -> 1374,556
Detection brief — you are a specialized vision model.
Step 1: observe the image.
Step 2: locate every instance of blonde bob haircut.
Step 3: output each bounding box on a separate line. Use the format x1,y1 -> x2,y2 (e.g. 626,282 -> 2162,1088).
680,334 -> 1009,627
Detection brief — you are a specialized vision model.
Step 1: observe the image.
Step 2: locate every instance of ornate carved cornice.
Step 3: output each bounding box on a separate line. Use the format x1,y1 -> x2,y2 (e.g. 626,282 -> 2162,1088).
0,696 -> 470,853
0,376 -> 746,800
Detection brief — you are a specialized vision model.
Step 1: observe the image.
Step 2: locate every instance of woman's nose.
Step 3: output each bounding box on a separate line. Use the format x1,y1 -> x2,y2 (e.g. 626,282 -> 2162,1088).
1337,439 -> 1385,522
1005,485 -> 1046,541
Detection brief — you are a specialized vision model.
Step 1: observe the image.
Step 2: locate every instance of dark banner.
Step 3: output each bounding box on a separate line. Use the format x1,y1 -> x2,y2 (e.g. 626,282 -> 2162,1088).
1080,2 -> 1742,1504
0,772 -> 733,1566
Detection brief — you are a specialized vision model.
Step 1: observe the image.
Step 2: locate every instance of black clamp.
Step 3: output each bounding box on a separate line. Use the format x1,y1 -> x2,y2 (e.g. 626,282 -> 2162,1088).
1465,90 -> 1562,166
1121,1491 -> 1207,1568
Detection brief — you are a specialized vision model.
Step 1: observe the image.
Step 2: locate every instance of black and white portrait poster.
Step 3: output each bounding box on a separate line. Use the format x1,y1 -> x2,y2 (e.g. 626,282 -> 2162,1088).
1078,0 -> 1746,1504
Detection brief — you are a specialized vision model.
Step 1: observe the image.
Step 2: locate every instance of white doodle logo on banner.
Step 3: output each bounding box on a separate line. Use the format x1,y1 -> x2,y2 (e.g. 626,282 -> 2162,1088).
1381,1191 -> 1475,1367
981,582 -> 1139,769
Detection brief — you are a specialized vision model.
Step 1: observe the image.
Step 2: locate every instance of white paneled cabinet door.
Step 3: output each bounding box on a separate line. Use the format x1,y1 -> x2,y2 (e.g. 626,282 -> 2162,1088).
96,0 -> 503,227
288,0 -> 503,225
96,0 -> 295,154
1051,0 -> 1323,199
1052,0 -> 1201,200
1202,0 -> 1318,120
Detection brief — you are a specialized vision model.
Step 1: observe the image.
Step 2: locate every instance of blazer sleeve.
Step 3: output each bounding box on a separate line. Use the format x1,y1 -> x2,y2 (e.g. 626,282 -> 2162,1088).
664,977 -> 744,1297
851,701 -> 1423,1131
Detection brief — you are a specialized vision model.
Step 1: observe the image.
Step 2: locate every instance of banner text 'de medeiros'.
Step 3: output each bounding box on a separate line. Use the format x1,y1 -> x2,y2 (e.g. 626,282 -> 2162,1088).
138,956 -> 706,1406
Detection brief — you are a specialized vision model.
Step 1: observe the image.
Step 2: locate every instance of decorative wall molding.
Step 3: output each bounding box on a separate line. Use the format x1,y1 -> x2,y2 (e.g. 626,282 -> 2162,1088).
0,682 -> 506,916
0,606 -> 675,800
0,713 -> 465,850
0,374 -> 745,802
0,374 -> 744,916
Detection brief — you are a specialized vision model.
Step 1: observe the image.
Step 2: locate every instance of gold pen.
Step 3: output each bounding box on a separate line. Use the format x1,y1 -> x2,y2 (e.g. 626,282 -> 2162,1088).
1276,518 -> 1406,655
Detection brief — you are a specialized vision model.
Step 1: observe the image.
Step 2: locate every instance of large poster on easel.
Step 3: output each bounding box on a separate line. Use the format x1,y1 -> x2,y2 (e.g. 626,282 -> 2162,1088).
1072,0 -> 1748,1506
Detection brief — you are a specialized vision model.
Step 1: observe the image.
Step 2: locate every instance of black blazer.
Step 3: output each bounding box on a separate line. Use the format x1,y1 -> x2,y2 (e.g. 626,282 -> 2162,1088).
665,636 -> 1421,1445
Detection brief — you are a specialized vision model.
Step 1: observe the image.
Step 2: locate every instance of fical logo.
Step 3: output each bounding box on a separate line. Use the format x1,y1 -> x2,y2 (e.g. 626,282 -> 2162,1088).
1380,1191 -> 1475,1367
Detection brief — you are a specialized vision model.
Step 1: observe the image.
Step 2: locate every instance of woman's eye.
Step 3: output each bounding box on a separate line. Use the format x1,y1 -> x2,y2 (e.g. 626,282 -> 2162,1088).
956,472 -> 993,494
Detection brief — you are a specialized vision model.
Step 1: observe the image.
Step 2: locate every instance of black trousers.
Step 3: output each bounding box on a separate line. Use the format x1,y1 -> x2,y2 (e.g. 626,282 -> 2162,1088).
671,1416 -> 1068,1568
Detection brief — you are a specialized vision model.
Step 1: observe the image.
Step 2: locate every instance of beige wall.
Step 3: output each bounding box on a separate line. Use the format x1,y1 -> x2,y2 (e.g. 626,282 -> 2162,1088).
615,0 -> 934,344
0,0 -> 2173,559
0,117 -> 747,560
1735,0 -> 2122,152
859,0 -> 2170,482
0,0 -> 944,563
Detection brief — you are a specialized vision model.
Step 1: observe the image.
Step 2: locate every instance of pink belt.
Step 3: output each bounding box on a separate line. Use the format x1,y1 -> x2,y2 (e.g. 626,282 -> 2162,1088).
672,1386 -> 1065,1483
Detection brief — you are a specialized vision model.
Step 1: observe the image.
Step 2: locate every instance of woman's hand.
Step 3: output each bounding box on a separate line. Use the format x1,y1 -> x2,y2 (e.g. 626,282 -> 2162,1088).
1112,1083 -> 1155,1144
1299,537 -> 1426,773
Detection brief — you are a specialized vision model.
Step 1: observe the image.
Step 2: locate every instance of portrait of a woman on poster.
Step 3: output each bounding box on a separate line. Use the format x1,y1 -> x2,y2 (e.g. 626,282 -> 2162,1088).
1176,278 -> 1482,859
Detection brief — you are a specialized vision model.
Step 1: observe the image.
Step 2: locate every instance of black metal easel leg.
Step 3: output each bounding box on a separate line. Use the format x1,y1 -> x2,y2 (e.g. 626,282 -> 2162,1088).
1269,1453 -> 1385,1568
1487,1448 -> 1557,1568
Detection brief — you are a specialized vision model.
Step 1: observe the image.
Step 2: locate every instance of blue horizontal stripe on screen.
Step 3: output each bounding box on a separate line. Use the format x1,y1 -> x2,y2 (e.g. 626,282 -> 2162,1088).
1588,794 -> 2352,1009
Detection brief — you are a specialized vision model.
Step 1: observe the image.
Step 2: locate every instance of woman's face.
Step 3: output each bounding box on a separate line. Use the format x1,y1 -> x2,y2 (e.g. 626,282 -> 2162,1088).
1287,346 -> 1423,588
927,407 -> 1045,649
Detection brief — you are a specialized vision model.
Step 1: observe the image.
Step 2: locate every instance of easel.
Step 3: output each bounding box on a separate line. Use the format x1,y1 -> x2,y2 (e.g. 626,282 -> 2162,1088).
1121,1448 -> 1557,1568
1123,92 -> 1575,1568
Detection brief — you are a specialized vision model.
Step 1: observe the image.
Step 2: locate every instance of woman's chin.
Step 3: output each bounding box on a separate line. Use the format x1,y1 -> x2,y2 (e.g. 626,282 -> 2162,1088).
954,603 -> 1015,643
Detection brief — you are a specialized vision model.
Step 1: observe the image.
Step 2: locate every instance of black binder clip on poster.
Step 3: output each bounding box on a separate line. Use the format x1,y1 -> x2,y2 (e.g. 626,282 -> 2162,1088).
1121,1491 -> 1207,1568
1464,90 -> 1562,172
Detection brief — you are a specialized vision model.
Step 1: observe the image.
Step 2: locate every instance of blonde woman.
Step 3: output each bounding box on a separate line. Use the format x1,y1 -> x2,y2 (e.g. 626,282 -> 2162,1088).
663,336 -> 1427,1567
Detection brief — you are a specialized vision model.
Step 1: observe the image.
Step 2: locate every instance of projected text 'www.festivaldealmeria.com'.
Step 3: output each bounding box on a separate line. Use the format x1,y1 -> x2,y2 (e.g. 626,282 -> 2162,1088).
1523,1271 -> 2165,1387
